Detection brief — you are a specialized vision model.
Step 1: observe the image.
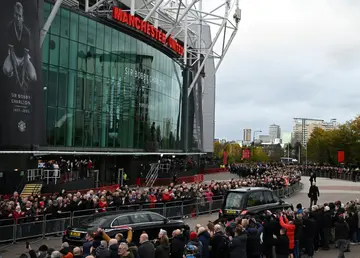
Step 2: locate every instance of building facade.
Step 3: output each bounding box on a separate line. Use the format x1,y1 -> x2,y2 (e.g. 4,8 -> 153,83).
292,118 -> 337,146
243,129 -> 251,142
269,124 -> 281,143
0,0 -> 219,177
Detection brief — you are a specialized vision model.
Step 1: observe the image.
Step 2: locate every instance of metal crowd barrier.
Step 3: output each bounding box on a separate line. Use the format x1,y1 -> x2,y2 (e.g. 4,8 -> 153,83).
0,182 -> 301,245
302,170 -> 355,181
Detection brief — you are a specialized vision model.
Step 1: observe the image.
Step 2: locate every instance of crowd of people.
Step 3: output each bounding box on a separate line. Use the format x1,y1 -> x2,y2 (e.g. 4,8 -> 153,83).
18,198 -> 360,258
0,164 -> 301,226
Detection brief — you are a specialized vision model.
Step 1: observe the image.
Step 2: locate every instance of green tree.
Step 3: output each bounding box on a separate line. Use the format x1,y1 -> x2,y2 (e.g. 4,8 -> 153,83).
251,147 -> 269,162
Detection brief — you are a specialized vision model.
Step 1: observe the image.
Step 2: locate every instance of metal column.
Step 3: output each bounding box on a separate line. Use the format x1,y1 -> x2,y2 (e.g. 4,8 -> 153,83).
181,68 -> 190,152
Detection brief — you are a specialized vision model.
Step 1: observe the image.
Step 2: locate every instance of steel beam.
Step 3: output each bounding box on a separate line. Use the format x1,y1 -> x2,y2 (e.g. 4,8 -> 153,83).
165,0 -> 199,38
187,0 -> 230,97
144,0 -> 164,22
40,0 -> 64,47
130,0 -> 136,15
87,0 -> 106,12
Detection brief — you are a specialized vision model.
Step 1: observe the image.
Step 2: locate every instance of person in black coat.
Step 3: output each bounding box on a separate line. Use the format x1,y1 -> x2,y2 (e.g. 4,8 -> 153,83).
138,233 -> 155,258
308,184 -> 320,207
334,214 -> 350,258
262,213 -> 280,258
210,224 -> 229,258
246,219 -> 263,258
229,225 -> 247,258
155,235 -> 170,258
273,228 -> 289,258
302,212 -> 317,258
198,227 -> 210,258
322,206 -> 332,250
170,230 -> 186,258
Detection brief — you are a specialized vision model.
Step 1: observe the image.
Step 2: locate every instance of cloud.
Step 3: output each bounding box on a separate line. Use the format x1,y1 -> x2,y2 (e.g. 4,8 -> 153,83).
209,0 -> 360,139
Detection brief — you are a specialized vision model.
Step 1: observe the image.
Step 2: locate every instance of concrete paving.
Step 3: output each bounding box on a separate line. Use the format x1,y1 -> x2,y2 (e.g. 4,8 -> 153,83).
2,173 -> 360,258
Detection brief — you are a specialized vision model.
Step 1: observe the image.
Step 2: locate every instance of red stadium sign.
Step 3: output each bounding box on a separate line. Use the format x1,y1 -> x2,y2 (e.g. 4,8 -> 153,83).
242,149 -> 251,160
338,150 -> 345,163
112,7 -> 184,56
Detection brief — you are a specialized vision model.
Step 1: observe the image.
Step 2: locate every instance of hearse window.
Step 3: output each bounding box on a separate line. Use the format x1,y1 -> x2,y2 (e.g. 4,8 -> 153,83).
272,193 -> 281,203
112,216 -> 131,227
149,213 -> 165,222
264,191 -> 276,204
132,214 -> 149,223
224,192 -> 244,209
247,192 -> 265,207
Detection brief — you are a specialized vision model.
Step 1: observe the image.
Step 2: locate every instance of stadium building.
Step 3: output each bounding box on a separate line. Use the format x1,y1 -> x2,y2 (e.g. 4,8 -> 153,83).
0,0 -> 239,191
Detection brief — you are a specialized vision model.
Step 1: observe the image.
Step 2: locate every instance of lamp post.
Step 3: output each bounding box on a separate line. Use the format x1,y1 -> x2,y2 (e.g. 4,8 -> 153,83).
252,130 -> 262,161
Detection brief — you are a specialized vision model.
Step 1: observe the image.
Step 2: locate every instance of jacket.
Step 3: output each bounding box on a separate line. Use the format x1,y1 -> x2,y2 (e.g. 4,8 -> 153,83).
334,220 -> 349,240
229,232 -> 247,258
198,230 -> 210,258
274,235 -> 289,256
279,216 -> 295,249
155,244 -> 170,258
138,241 -> 155,258
246,223 -> 263,257
170,234 -> 186,258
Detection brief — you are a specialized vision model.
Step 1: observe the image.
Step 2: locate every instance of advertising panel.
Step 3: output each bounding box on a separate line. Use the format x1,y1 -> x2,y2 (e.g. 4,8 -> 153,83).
0,0 -> 44,147
242,149 -> 251,160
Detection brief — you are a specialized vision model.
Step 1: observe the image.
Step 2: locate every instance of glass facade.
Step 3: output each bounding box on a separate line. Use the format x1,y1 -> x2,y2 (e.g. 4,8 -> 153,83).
42,3 -> 184,150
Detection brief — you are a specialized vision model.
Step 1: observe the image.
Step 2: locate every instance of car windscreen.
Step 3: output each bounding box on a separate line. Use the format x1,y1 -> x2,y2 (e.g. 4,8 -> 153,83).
224,192 -> 244,210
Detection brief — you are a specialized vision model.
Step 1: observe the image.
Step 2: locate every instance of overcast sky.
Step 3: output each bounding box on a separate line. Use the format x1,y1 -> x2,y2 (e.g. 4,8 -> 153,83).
210,0 -> 360,140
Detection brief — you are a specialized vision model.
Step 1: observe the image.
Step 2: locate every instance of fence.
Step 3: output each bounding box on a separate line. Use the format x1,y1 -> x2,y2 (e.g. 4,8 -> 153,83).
0,182 -> 302,245
302,170 -> 356,181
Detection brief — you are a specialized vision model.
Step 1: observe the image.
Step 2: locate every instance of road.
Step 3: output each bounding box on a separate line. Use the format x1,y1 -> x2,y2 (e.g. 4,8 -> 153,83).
2,173 -> 360,258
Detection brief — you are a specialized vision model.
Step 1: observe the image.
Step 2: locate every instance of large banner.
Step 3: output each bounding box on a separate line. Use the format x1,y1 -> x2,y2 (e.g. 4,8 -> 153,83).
242,149 -> 251,160
337,150 -> 345,163
0,0 -> 44,147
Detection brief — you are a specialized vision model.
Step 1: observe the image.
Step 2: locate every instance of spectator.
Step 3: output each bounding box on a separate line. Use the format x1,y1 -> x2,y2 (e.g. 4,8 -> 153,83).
118,242 -> 134,258
197,227 -> 210,258
334,214 -> 350,258
279,213 -> 295,258
155,235 -> 170,258
209,224 -> 229,258
72,247 -> 82,258
187,232 -> 203,258
273,228 -> 289,258
170,229 -> 186,258
138,233 -> 155,258
229,225 -> 247,258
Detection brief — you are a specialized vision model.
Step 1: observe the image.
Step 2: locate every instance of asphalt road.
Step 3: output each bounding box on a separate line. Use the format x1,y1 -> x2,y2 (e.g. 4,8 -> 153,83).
2,173 -> 360,258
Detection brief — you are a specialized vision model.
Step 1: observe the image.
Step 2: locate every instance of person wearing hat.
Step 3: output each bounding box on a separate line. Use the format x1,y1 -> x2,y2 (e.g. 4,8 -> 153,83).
187,231 -> 203,258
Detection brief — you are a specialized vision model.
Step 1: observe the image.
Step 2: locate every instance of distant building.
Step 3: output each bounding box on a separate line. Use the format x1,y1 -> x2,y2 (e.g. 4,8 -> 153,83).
281,132 -> 292,145
259,134 -> 271,143
292,118 -> 338,146
243,129 -> 252,141
269,124 -> 281,143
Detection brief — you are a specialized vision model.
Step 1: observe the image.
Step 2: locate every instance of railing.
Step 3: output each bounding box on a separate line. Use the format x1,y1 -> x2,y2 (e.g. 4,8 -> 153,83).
0,182 -> 302,245
302,170 -> 358,181
145,163 -> 160,187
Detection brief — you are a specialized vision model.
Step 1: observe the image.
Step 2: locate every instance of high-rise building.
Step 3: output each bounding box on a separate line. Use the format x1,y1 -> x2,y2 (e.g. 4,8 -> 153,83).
243,129 -> 252,142
281,132 -> 292,145
269,124 -> 281,143
292,118 -> 337,146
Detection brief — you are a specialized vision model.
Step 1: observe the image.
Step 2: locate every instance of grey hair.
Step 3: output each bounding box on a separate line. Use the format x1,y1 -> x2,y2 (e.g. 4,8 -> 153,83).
51,251 -> 61,258
119,242 -> 128,251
